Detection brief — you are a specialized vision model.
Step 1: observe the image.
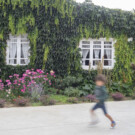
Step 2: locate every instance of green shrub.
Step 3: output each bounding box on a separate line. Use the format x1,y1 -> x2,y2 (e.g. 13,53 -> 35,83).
40,95 -> 56,106
0,99 -> 5,108
43,87 -> 58,95
79,97 -> 89,102
64,87 -> 84,97
48,99 -> 56,105
67,97 -> 78,104
109,82 -> 133,96
55,76 -> 83,90
81,83 -> 95,95
40,95 -> 50,105
14,97 -> 28,106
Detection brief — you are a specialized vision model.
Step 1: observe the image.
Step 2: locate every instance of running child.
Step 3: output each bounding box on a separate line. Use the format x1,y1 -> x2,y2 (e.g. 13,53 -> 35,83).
90,74 -> 116,128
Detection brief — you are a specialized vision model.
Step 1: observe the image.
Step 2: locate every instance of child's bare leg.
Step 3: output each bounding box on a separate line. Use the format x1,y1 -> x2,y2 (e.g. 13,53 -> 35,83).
105,114 -> 113,122
91,109 -> 95,116
105,113 -> 116,127
90,110 -> 99,124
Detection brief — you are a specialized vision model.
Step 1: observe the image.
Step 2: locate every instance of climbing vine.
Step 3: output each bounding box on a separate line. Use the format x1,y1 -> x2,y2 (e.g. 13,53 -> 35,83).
0,0 -> 134,82
113,35 -> 134,83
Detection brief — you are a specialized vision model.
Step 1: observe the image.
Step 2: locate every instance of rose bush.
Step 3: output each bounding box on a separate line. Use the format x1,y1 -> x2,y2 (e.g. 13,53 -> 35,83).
0,69 -> 56,100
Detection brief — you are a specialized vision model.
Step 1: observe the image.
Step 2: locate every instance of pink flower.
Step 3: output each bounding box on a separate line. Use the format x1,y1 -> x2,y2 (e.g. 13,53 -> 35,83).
7,82 -> 11,85
21,81 -> 25,83
23,74 -> 27,77
36,69 -> 44,74
31,80 -> 36,84
23,85 -> 26,89
6,80 -> 10,82
25,71 -> 31,75
0,80 -> 2,83
21,89 -> 25,93
13,80 -> 17,84
32,72 -> 37,75
9,76 -> 13,78
44,78 -> 48,81
14,74 -> 19,77
37,76 -> 41,78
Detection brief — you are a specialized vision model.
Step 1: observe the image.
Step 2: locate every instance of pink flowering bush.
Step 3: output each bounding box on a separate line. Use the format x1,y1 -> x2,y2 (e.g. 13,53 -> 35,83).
0,69 -> 56,99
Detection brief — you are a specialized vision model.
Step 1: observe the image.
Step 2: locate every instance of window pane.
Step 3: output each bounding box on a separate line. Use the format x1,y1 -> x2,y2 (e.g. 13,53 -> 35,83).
104,49 -> 112,59
104,45 -> 112,48
82,60 -> 90,66
21,35 -> 29,42
82,41 -> 90,44
82,45 -> 90,48
21,38 -> 29,42
21,43 -> 29,58
9,59 -> 17,64
21,59 -> 29,65
93,49 -> 101,59
82,49 -> 90,59
93,60 -> 101,66
11,38 -> 17,43
9,43 -> 17,64
93,45 -> 101,48
93,41 -> 101,44
104,41 -> 112,48
104,60 -> 112,66
104,41 -> 112,44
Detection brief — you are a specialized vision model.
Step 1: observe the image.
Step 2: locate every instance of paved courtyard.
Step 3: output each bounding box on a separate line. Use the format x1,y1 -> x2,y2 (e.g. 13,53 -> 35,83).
0,100 -> 135,135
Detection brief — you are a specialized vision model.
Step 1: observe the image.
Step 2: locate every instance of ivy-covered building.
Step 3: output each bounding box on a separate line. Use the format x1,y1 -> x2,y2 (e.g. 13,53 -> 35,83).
0,0 -> 135,83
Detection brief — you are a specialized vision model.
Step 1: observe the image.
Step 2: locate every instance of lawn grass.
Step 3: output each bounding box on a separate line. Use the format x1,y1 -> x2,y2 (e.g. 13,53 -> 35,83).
31,102 -> 43,106
50,95 -> 69,104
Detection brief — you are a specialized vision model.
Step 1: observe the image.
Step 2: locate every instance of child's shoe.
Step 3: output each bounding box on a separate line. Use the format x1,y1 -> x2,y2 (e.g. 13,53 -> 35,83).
90,119 -> 99,125
111,121 -> 116,128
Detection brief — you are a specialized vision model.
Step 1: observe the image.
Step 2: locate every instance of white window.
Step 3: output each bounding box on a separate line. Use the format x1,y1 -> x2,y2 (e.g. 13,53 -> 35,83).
79,38 -> 115,70
6,34 -> 30,65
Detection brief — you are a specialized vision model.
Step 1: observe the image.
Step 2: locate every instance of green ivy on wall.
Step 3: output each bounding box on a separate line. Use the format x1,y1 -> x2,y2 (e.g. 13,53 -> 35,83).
0,0 -> 135,81
113,35 -> 135,83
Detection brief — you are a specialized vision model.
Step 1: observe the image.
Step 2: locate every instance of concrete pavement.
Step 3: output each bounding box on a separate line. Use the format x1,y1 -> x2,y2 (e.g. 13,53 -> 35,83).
0,100 -> 135,135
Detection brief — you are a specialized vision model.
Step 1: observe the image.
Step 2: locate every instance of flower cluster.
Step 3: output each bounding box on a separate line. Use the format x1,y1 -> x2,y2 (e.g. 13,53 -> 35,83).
0,69 -> 56,97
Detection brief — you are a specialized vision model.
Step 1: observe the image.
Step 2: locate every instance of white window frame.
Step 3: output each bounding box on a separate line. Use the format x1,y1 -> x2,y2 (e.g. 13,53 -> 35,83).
6,34 -> 30,66
79,38 -> 116,70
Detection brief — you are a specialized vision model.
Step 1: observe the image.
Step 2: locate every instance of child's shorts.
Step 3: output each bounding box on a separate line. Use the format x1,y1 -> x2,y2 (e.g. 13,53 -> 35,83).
92,102 -> 107,115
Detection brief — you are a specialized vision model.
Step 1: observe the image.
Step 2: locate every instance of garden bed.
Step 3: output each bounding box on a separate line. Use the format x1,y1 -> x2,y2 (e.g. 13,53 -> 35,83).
0,69 -> 135,108
0,94 -> 133,108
